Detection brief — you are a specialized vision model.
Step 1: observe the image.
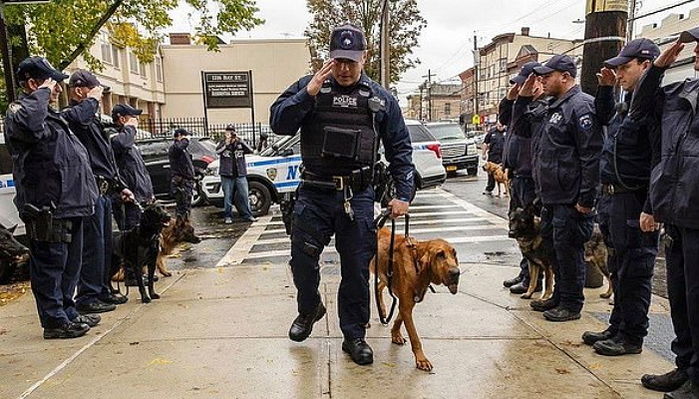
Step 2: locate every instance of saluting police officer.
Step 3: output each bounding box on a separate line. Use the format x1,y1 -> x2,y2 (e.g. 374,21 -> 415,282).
578,39 -> 661,358
4,57 -> 99,339
499,61 -> 546,295
169,128 -> 198,231
63,70 -> 133,314
530,55 -> 603,322
110,104 -> 154,230
270,24 -> 413,366
631,30 -> 699,398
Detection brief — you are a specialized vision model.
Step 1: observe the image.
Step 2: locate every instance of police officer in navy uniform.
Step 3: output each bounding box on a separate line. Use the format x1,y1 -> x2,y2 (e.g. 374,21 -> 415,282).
63,70 -> 133,314
4,57 -> 99,339
499,61 -> 546,295
577,39 -> 661,358
482,122 -> 505,195
530,55 -> 603,322
110,104 -> 155,230
169,128 -> 198,229
632,30 -> 699,398
270,24 -> 413,366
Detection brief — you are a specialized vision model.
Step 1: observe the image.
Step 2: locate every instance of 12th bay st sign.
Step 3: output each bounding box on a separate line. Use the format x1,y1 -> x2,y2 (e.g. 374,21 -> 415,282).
202,71 -> 253,109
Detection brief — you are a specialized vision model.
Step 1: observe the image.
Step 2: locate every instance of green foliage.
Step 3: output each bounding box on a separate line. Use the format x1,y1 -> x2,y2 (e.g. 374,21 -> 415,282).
305,0 -> 426,84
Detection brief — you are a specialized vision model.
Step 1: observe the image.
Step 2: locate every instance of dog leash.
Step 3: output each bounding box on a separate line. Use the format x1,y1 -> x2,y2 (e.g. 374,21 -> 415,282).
373,210 -> 411,325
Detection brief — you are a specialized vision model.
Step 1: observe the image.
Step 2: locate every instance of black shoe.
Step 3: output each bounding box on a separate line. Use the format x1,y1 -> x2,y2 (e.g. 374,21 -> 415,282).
77,300 -> 116,314
288,302 -> 326,342
71,314 -> 101,328
643,368 -> 689,392
342,338 -> 374,366
43,322 -> 90,339
664,381 -> 699,399
582,327 -> 616,346
593,335 -> 642,356
503,275 -> 522,288
510,281 -> 542,295
543,307 -> 581,322
530,297 -> 558,312
100,292 -> 128,305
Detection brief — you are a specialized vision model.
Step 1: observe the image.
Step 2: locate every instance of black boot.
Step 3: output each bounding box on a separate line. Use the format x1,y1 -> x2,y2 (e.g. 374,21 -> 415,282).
71,314 -> 101,328
582,327 -> 617,346
593,335 -> 642,356
503,275 -> 522,288
342,338 -> 374,365
510,281 -> 542,295
543,307 -> 581,322
664,381 -> 699,399
530,297 -> 558,312
43,322 -> 90,339
77,300 -> 116,314
642,368 -> 689,392
288,302 -> 326,342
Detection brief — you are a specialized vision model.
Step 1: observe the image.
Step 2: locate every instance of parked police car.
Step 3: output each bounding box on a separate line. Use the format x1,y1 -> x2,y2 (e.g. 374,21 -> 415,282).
202,121 -> 446,216
0,134 -> 23,236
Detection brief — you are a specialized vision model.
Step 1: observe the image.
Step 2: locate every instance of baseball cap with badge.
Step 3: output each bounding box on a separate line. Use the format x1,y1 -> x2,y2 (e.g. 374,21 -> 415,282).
329,24 -> 368,63
111,104 -> 142,122
604,38 -> 660,67
68,69 -> 111,92
533,54 -> 578,77
16,56 -> 69,83
510,61 -> 542,85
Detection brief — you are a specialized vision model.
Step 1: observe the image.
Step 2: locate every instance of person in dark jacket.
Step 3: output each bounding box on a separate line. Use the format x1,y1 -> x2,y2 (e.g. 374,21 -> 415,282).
269,24 -> 414,367
5,57 -> 99,339
110,104 -> 154,230
498,61 -> 546,295
63,70 -> 132,314
482,122 -> 506,195
631,30 -> 699,398
216,125 -> 256,223
529,55 -> 603,322
168,128 -> 196,223
578,39 -> 661,358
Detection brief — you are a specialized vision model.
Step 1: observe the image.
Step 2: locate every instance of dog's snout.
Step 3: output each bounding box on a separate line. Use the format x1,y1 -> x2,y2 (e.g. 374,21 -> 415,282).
448,268 -> 460,277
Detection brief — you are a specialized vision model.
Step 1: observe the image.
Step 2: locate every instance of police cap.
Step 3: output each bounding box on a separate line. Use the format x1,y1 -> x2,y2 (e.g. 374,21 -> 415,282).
68,69 -> 101,88
604,38 -> 660,67
679,27 -> 699,43
16,56 -> 69,84
173,128 -> 190,137
533,55 -> 577,78
329,24 -> 367,63
510,62 -> 542,85
111,104 -> 143,122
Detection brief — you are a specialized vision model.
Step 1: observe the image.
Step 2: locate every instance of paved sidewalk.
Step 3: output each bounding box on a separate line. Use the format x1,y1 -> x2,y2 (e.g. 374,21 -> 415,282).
0,259 -> 674,399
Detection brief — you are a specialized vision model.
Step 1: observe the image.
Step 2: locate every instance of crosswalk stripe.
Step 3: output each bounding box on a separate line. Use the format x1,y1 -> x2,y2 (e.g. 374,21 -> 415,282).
216,215 -> 274,266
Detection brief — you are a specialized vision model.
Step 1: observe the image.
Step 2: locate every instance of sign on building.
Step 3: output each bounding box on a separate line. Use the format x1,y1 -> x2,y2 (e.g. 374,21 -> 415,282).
202,71 -> 253,109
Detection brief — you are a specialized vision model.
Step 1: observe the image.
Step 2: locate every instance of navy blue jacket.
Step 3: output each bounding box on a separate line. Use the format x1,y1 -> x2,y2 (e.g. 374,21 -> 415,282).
532,86 -> 603,208
111,125 -> 154,202
216,139 -> 253,177
501,96 -> 548,177
269,74 -> 414,201
630,65 -> 699,228
484,127 -> 505,164
4,88 -> 98,219
168,139 -> 195,180
596,86 -> 659,213
62,98 -> 122,187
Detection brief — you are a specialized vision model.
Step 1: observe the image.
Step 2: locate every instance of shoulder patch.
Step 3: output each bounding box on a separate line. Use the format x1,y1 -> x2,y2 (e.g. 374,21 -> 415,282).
8,103 -> 22,114
579,114 -> 593,131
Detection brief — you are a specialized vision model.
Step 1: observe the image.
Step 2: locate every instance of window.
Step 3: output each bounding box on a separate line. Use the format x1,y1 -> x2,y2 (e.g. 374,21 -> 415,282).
499,58 -> 507,72
100,32 -> 112,64
444,103 -> 451,115
139,61 -> 147,78
111,46 -> 120,68
129,51 -> 139,74
155,56 -> 163,82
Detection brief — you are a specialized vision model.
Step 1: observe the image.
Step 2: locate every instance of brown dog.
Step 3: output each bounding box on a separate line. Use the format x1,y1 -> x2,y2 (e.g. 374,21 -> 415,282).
370,228 -> 460,371
483,161 -> 510,197
585,224 -> 612,299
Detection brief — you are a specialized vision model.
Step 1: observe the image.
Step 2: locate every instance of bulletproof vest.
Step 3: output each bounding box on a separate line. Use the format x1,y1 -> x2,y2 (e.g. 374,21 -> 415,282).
301,80 -> 377,176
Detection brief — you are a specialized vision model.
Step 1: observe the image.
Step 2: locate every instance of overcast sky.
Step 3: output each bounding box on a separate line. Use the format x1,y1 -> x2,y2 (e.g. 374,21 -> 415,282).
171,0 -> 698,105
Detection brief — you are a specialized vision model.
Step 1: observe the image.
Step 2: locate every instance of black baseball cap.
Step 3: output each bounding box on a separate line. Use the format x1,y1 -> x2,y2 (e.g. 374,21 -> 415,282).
604,38 -> 660,67
679,27 -> 699,43
534,55 -> 577,77
16,56 -> 69,83
111,104 -> 142,121
173,128 -> 190,137
68,69 -> 101,88
225,124 -> 237,132
329,24 -> 367,62
510,62 -> 542,85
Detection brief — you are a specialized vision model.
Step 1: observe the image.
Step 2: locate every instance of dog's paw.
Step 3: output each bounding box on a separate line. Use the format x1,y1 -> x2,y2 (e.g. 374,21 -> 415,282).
150,293 -> 161,300
521,293 -> 532,299
392,335 -> 407,345
141,296 -> 151,304
160,271 -> 172,277
415,357 -> 433,372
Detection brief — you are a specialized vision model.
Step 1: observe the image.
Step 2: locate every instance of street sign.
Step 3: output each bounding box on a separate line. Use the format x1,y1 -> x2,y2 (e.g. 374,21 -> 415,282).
1,1 -> 52,4
202,71 -> 253,109
471,114 -> 481,125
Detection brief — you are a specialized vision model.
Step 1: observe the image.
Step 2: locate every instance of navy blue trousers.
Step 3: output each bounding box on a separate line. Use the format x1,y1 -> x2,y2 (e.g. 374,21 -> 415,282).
29,217 -> 83,328
290,185 -> 375,339
76,194 -> 113,305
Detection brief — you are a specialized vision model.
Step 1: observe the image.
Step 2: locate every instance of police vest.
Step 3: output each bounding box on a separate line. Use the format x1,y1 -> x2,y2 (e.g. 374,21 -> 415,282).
301,81 -> 377,176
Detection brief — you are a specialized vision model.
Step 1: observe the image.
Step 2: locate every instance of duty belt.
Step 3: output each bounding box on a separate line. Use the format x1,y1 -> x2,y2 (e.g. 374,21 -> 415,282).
301,168 -> 373,222
601,184 -> 646,196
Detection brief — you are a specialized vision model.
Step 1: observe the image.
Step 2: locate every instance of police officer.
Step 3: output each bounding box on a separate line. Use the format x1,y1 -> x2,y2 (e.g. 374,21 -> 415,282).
5,57 -> 99,338
169,128 -> 198,231
216,125 -> 256,224
632,30 -> 699,398
63,70 -> 133,314
578,39 -> 661,358
530,55 -> 603,322
110,104 -> 154,230
498,62 -> 546,295
482,122 -> 505,196
270,24 -> 413,366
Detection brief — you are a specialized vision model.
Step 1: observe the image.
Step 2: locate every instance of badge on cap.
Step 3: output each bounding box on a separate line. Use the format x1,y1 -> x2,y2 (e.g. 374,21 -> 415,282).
340,31 -> 355,49
579,114 -> 593,131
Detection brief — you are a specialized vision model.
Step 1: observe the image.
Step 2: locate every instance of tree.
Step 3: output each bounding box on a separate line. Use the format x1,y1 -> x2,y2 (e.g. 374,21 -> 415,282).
0,0 -> 263,107
305,0 -> 426,84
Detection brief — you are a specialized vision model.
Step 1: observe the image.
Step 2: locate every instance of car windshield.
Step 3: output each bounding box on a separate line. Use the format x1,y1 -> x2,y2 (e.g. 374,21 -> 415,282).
428,124 -> 465,141
407,124 -> 436,143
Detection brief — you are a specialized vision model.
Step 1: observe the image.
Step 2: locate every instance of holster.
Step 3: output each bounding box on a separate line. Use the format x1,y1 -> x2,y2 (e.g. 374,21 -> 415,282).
280,192 -> 296,236
22,204 -> 72,243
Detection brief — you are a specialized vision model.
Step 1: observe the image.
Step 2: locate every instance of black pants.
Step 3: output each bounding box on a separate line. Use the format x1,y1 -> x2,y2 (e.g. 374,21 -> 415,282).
665,224 -> 699,384
508,176 -> 539,284
485,173 -> 495,192
290,185 -> 375,339
171,177 -> 194,219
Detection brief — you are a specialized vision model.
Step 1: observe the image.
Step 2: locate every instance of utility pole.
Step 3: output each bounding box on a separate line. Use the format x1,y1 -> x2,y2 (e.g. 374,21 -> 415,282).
473,33 -> 479,127
379,0 -> 390,89
419,84 -> 424,121
0,3 -> 16,103
580,0 -> 629,95
422,69 -> 435,121
627,0 -> 638,42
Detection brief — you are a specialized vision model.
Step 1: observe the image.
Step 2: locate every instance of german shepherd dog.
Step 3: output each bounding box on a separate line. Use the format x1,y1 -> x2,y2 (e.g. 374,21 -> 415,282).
483,162 -> 510,197
0,225 -> 29,283
585,224 -> 612,299
111,203 -> 172,303
508,206 -> 555,300
156,217 -> 201,277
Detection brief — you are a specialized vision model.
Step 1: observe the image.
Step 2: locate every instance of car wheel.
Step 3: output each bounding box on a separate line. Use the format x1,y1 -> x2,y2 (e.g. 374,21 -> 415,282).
467,167 -> 478,176
248,181 -> 272,217
0,260 -> 16,284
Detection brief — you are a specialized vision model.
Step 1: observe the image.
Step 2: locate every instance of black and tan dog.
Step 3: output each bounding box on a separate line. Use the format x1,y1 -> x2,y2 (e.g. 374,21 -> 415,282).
371,228 -> 460,371
156,217 -> 201,278
585,224 -> 612,299
110,203 -> 172,303
0,225 -> 29,283
508,206 -> 555,300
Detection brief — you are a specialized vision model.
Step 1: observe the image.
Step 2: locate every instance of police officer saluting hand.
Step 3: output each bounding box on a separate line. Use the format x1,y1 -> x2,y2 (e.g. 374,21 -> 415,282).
63,70 -> 132,315
5,57 -> 99,339
632,29 -> 699,398
270,24 -> 413,366
531,55 -> 603,322
169,128 -> 200,237
578,39 -> 661,358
